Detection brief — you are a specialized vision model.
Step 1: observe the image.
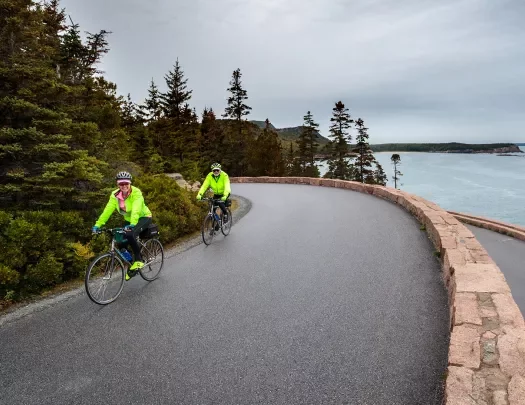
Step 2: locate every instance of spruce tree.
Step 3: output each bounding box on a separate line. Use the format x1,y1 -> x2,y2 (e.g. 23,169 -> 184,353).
352,118 -> 375,183
161,59 -> 192,122
222,68 -> 252,176
249,119 -> 284,176
222,68 -> 252,124
373,161 -> 388,186
141,79 -> 162,121
0,0 -> 106,210
297,111 -> 320,177
326,101 -> 353,179
391,153 -> 403,189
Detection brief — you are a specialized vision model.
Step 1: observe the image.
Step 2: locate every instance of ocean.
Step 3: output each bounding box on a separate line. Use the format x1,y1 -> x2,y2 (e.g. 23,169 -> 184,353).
317,147 -> 525,226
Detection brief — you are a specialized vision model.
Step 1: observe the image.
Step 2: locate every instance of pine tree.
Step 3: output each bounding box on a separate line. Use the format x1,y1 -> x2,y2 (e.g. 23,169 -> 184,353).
0,0 -> 106,210
391,153 -> 403,189
297,111 -> 320,177
161,59 -> 192,122
352,118 -> 375,183
326,101 -> 353,179
222,68 -> 252,123
141,79 -> 162,121
249,119 -> 284,176
222,68 -> 252,176
373,161 -> 388,186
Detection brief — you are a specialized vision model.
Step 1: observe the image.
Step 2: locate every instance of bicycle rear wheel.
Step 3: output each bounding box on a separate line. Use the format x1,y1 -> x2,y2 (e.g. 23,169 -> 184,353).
85,253 -> 125,305
221,208 -> 232,236
202,215 -> 215,245
139,238 -> 164,281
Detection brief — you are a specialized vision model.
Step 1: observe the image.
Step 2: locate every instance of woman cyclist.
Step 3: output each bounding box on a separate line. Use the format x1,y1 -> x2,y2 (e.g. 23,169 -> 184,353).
92,171 -> 152,280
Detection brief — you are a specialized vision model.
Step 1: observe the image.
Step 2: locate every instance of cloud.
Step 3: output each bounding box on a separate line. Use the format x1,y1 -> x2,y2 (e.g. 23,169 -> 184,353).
61,0 -> 525,142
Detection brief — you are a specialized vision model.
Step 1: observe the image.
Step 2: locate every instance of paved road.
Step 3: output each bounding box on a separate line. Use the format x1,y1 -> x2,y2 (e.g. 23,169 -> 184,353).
0,184 -> 449,405
467,224 -> 525,316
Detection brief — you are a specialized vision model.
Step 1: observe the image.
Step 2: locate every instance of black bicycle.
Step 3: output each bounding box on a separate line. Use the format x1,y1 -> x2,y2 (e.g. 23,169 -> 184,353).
85,226 -> 164,305
199,197 -> 232,245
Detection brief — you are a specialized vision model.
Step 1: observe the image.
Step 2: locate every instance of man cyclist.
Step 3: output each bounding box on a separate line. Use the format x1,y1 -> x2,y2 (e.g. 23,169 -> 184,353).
197,163 -> 231,225
92,171 -> 152,280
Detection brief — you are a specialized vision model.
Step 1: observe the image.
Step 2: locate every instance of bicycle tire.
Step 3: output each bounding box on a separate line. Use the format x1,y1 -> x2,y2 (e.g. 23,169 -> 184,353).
202,214 -> 215,245
85,253 -> 125,305
139,238 -> 164,281
221,208 -> 232,236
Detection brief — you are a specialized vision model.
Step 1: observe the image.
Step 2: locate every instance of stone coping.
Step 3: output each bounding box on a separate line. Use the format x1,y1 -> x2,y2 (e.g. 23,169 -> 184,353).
230,176 -> 525,405
449,211 -> 525,242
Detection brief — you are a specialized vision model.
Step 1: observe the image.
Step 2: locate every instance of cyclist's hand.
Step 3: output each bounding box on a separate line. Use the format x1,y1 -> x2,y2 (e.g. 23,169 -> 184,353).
124,224 -> 135,232
196,195 -> 202,201
92,226 -> 99,234
221,196 -> 227,201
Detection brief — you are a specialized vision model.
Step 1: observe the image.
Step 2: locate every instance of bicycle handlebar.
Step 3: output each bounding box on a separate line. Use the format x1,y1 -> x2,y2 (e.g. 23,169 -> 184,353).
93,227 -> 126,235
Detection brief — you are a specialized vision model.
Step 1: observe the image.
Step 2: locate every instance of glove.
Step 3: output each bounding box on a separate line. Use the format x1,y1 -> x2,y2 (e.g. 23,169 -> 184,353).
124,224 -> 135,232
92,226 -> 99,233
221,196 -> 227,201
196,195 -> 202,201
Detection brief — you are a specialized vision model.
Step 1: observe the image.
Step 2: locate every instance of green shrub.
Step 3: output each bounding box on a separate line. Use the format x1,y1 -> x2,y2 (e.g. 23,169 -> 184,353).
135,174 -> 207,244
25,254 -> 63,291
0,173 -> 208,303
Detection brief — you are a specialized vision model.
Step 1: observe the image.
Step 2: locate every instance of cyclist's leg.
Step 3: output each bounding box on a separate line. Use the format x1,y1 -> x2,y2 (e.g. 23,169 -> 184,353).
125,217 -> 152,264
221,194 -> 231,222
214,193 -> 229,220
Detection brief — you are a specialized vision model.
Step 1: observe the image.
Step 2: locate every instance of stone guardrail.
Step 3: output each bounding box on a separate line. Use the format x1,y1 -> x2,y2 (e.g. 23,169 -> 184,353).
230,176 -> 525,405
448,211 -> 525,242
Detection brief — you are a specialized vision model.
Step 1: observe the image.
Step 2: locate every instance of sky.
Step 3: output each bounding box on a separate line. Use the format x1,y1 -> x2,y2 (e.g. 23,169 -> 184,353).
60,0 -> 525,143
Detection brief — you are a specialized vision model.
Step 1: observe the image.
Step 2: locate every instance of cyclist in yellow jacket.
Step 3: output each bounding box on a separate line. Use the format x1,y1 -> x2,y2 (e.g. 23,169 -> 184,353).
92,171 -> 152,280
197,163 -> 231,223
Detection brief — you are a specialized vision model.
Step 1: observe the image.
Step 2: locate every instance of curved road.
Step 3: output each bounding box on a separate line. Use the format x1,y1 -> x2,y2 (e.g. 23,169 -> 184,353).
467,224 -> 525,316
0,184 -> 449,405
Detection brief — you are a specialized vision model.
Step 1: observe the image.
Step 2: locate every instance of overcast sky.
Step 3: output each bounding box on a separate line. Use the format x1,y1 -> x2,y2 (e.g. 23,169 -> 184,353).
61,0 -> 524,143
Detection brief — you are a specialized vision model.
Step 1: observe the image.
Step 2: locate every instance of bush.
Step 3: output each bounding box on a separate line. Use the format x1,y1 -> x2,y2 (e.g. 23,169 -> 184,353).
0,173 -> 208,303
134,174 -> 207,244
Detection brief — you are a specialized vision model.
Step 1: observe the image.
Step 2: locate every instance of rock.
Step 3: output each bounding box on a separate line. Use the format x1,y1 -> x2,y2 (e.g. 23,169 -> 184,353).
165,173 -> 183,180
508,375 -> 525,404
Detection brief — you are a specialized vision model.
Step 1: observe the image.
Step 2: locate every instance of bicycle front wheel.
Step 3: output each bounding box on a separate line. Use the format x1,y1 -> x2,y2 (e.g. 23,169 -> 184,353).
85,253 -> 125,305
139,239 -> 164,281
202,215 -> 215,245
221,208 -> 232,236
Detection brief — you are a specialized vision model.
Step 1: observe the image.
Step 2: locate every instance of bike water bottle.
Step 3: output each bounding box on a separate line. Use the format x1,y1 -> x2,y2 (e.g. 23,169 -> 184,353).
121,249 -> 132,262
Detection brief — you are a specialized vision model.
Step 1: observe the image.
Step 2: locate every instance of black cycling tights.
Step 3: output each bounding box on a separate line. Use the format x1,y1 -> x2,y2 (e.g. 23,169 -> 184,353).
123,217 -> 152,262
213,194 -> 230,217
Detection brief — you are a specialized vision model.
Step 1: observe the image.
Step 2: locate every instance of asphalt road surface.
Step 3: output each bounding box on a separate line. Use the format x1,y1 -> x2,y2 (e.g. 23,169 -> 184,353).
0,184 -> 449,405
467,224 -> 525,317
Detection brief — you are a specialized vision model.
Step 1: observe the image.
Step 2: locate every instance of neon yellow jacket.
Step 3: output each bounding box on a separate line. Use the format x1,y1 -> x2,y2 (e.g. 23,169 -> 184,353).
95,186 -> 152,227
197,171 -> 231,197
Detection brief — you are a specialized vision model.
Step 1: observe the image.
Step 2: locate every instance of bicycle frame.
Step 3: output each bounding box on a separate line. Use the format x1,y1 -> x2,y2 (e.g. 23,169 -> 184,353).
97,228 -> 157,267
203,198 -> 224,222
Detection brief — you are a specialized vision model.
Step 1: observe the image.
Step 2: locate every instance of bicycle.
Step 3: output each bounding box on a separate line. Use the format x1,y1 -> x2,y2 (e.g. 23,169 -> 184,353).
199,197 -> 232,245
85,225 -> 164,305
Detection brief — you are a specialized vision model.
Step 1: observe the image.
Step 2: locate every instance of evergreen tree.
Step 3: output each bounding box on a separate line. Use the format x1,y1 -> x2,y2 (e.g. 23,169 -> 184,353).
391,153 -> 403,189
285,143 -> 301,176
161,59 -> 192,122
326,101 -> 353,179
373,161 -> 388,186
141,79 -> 162,121
297,111 -> 320,177
222,68 -> 252,176
222,68 -> 252,123
198,107 -> 224,175
0,0 -> 106,210
352,118 -> 375,183
249,119 -> 284,176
